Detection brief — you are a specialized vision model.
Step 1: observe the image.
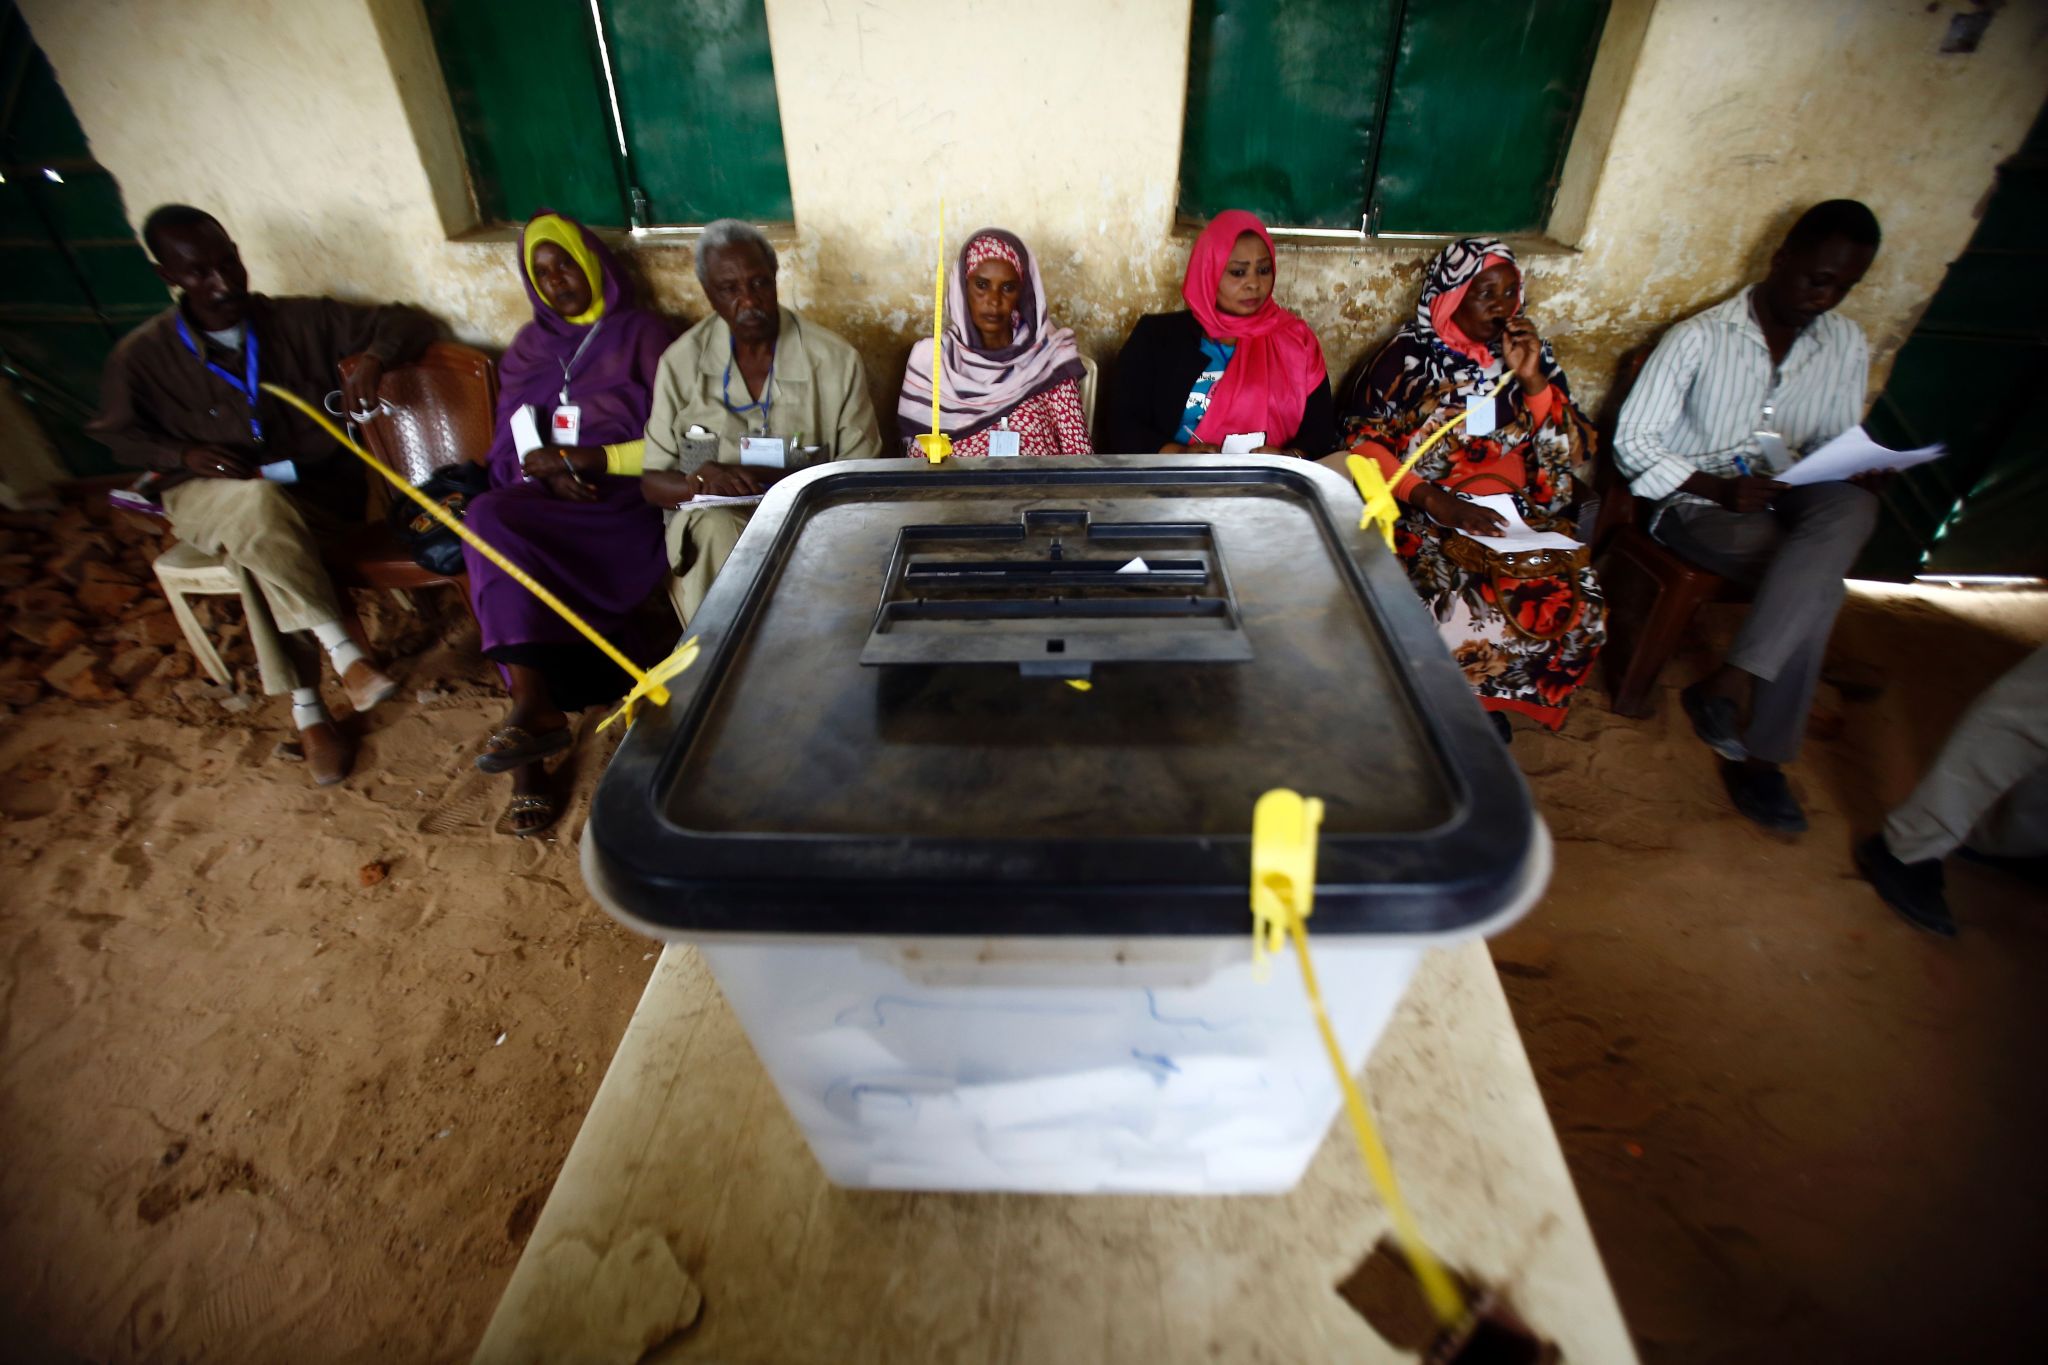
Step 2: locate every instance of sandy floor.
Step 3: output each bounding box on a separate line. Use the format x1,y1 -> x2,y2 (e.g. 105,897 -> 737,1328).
1495,583 -> 2048,1364
1,582 -> 2044,1363
0,610 -> 662,1363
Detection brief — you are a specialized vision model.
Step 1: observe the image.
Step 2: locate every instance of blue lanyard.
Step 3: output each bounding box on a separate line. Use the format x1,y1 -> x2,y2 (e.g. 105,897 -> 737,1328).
720,346 -> 775,434
176,316 -> 264,444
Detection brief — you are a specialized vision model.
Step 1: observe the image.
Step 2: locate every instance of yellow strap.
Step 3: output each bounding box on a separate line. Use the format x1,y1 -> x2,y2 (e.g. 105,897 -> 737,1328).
260,383 -> 695,730
595,635 -> 699,733
1250,789 -> 1466,1329
915,197 -> 952,464
603,439 -> 645,477
1348,370 -> 1514,549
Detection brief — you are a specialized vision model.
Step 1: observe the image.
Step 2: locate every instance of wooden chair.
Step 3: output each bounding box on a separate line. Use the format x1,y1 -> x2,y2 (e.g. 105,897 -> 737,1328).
1591,348 -> 1744,718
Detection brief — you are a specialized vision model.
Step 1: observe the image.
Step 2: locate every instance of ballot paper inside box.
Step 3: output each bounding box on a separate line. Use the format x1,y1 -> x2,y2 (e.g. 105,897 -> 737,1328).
582,455 -> 1551,1194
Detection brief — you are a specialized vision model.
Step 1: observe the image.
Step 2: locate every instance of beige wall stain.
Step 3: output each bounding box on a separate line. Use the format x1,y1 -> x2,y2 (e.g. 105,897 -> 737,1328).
21,0 -> 2048,449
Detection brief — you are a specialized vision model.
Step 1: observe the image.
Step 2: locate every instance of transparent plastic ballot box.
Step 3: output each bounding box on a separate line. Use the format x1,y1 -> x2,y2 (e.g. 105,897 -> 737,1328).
582,456 -> 1550,1194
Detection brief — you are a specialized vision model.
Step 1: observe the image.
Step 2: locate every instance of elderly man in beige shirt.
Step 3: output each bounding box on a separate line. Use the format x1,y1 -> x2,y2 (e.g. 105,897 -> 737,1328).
641,220 -> 882,623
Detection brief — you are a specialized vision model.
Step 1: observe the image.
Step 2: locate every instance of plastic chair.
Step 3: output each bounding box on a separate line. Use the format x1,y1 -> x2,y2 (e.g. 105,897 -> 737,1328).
151,539 -> 240,686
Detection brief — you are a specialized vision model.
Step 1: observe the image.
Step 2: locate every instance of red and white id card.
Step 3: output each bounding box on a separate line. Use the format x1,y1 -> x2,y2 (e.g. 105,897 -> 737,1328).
550,404 -> 581,445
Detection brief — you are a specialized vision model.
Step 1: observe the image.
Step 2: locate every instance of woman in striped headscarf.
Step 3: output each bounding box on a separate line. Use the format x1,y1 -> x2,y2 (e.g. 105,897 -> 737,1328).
896,228 -> 1091,456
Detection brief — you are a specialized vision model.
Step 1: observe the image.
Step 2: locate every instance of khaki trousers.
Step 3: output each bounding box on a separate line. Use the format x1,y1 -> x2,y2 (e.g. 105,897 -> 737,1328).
162,478 -> 346,696
663,505 -> 751,627
1884,646 -> 2048,863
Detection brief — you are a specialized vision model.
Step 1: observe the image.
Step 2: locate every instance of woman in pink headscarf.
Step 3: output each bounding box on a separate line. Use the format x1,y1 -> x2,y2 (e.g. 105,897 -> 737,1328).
1101,210 -> 1334,455
897,227 -> 1090,456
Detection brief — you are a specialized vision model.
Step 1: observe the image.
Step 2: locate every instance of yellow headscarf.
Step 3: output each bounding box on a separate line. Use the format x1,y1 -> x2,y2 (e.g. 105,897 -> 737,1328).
523,213 -> 606,326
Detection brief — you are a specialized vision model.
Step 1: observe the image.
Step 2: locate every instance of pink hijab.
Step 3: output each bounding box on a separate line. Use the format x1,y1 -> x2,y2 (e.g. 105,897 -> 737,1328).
1182,211 -> 1327,447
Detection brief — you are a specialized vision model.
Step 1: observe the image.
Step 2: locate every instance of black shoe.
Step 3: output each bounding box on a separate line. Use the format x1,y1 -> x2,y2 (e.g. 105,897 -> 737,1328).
1682,683 -> 1748,761
1855,834 -> 1955,937
1722,762 -> 1807,834
1489,710 -> 1512,744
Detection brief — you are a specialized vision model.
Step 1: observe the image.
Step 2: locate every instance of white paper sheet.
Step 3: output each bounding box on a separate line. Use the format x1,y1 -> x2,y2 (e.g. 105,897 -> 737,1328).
673,492 -> 764,509
1437,492 -> 1582,553
1220,432 -> 1267,454
1115,557 -> 1151,575
510,405 -> 544,457
1776,424 -> 1945,487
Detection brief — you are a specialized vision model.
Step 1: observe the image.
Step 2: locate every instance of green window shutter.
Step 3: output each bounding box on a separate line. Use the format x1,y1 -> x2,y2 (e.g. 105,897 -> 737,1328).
1178,0 -> 1397,229
423,0 -> 625,227
1368,0 -> 1610,234
600,0 -> 793,224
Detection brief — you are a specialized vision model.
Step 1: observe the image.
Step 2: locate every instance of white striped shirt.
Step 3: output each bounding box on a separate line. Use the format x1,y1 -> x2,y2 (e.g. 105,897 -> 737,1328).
1614,285 -> 1868,519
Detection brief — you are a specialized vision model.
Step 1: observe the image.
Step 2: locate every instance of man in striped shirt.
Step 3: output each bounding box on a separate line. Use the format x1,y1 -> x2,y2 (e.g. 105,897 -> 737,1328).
1615,200 -> 1883,834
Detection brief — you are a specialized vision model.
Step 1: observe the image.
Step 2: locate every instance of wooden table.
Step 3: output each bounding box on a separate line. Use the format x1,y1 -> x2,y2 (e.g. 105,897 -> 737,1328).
474,942 -> 1637,1364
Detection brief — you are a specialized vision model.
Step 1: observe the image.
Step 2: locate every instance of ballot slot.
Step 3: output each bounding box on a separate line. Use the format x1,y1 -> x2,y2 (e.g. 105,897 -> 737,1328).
861,508 -> 1253,674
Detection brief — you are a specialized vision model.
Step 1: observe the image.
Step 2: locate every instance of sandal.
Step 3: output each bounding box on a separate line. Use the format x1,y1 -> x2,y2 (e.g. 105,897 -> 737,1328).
475,723 -> 574,775
495,792 -> 561,839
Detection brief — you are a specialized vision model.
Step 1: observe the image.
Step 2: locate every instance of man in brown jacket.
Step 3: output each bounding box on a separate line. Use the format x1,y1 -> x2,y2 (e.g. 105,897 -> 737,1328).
89,205 -> 436,783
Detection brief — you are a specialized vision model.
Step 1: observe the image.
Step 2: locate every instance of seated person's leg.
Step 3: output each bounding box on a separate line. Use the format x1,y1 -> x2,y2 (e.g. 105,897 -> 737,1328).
160,478 -> 378,783
1655,483 -> 1878,830
666,507 -> 751,626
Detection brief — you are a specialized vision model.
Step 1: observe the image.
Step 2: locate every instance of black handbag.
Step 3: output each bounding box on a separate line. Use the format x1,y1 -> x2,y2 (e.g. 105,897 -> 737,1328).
388,463 -> 492,577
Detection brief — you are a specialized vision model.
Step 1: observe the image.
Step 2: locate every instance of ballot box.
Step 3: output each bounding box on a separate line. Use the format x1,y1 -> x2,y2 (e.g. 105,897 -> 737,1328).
581,456 -> 1549,1194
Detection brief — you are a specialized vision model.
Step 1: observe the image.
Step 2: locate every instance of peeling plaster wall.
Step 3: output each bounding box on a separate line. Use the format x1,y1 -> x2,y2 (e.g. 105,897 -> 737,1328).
22,0 -> 2048,442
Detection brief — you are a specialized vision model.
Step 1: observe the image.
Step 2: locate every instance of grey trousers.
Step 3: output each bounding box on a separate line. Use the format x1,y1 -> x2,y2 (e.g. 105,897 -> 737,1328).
1884,646 -> 2048,863
162,477 -> 347,695
1656,482 -> 1879,764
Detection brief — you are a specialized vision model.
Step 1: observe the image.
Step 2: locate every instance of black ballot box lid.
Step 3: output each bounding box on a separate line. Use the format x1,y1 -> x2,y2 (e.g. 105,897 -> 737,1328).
583,456 -> 1544,939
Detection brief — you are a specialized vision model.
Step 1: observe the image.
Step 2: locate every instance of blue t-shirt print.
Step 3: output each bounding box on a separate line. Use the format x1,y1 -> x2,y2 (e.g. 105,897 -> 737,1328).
1175,337 -> 1236,443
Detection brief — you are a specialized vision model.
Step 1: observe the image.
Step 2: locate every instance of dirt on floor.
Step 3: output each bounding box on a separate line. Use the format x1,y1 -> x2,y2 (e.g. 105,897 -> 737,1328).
0,606 -> 663,1363
1494,583 -> 2048,1365
0,576 -> 2044,1364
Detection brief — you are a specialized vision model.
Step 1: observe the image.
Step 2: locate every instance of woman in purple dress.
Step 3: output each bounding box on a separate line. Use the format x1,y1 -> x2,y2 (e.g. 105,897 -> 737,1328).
463,211 -> 674,836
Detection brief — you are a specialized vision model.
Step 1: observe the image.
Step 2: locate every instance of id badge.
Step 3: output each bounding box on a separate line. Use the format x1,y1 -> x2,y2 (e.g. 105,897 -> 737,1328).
1753,431 -> 1791,473
1465,393 -> 1496,437
258,460 -> 300,485
987,429 -> 1022,457
739,436 -> 787,469
551,404 -> 581,445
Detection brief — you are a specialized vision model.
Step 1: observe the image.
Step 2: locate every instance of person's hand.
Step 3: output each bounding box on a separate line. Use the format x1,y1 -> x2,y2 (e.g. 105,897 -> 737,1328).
1502,317 -> 1548,395
181,444 -> 256,479
522,446 -> 602,482
1160,441 -> 1221,454
1848,470 -> 1893,493
1415,483 -> 1509,536
693,462 -> 766,497
1711,474 -> 1788,514
541,472 -> 596,503
339,353 -> 384,420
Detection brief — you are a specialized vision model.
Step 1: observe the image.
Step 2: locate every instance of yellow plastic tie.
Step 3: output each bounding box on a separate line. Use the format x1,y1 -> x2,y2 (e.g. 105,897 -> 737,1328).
1348,370 -> 1514,549
1250,788 -> 1467,1330
914,197 -> 952,465
596,634 -> 700,732
261,383 -> 698,730
1064,679 -> 1092,692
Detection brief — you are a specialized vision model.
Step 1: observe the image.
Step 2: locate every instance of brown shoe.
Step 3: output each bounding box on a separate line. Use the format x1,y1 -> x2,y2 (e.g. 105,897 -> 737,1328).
301,719 -> 355,786
342,658 -> 401,713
